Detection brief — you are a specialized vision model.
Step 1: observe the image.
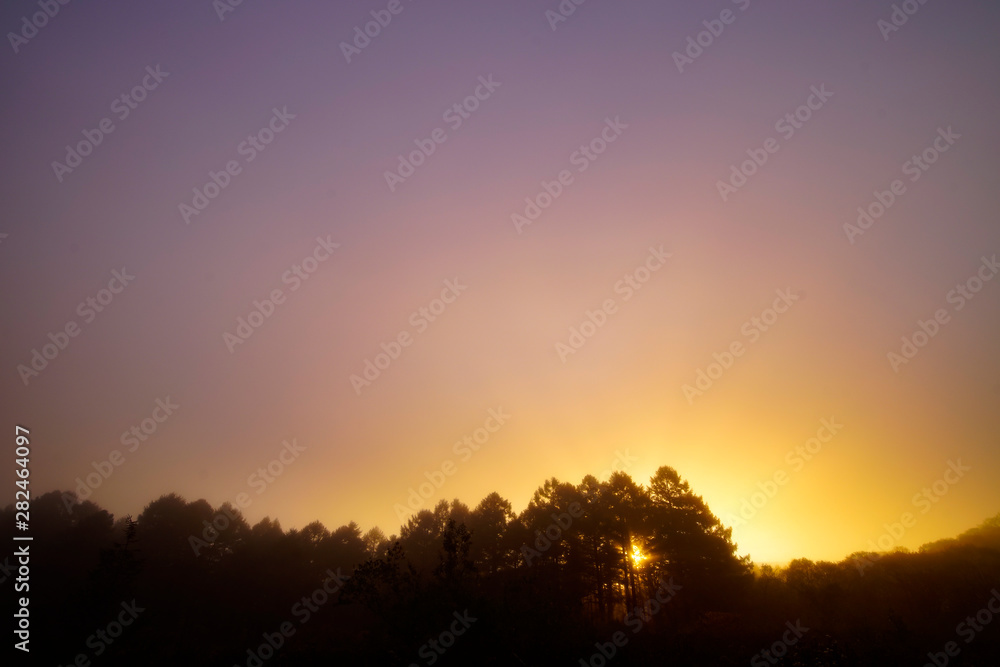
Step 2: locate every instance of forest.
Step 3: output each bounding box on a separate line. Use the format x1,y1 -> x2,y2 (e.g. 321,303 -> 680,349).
6,466 -> 999,666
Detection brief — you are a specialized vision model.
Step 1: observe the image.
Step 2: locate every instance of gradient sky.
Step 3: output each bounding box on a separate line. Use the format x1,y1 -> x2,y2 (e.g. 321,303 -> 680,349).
2,0 -> 999,565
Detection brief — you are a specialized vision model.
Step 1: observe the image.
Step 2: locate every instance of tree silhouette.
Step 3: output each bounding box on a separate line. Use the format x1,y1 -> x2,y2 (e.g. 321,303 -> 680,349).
468,491 -> 516,574
8,470 -> 999,666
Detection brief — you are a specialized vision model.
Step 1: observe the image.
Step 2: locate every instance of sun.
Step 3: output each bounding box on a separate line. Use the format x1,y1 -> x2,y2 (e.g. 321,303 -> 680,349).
630,545 -> 648,565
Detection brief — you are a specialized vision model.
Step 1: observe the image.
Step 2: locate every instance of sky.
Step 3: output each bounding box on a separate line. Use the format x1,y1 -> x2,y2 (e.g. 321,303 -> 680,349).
2,0 -> 999,565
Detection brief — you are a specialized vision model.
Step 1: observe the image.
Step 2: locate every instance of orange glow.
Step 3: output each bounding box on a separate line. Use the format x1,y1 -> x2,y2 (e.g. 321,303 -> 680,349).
631,545 -> 648,566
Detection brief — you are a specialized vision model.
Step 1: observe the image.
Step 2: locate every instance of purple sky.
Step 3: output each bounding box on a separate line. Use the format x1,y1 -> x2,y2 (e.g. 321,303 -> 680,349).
2,0 -> 999,563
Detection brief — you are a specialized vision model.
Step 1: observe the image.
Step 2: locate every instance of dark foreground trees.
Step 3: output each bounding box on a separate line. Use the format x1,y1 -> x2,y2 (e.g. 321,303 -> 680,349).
5,466 -> 999,666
